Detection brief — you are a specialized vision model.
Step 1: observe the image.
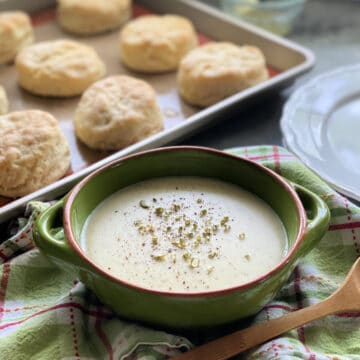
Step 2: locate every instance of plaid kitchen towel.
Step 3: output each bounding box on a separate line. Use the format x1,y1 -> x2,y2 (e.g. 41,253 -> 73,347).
0,145 -> 359,360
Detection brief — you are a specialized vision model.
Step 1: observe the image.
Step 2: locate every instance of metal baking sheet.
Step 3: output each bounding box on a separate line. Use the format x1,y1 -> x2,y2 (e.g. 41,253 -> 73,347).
0,0 -> 315,223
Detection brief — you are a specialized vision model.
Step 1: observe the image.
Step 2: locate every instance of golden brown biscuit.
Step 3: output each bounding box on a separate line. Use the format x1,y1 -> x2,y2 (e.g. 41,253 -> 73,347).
74,75 -> 163,150
0,11 -> 34,65
15,39 -> 106,97
58,0 -> 131,35
0,110 -> 70,198
120,14 -> 198,73
177,42 -> 269,107
0,86 -> 9,115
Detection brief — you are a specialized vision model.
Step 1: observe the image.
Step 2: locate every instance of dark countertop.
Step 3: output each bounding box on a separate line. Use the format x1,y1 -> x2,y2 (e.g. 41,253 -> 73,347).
180,0 -> 360,149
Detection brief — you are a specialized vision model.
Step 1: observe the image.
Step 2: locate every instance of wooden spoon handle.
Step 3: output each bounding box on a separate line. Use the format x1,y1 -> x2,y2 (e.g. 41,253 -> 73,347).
172,298 -> 339,360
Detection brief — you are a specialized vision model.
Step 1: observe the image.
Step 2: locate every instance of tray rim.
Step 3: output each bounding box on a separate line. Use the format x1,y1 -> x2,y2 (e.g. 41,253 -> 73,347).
147,0 -> 315,65
0,0 -> 315,223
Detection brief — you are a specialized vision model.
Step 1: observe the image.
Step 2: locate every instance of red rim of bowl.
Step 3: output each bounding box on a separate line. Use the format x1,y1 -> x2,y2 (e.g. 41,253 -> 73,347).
64,146 -> 306,297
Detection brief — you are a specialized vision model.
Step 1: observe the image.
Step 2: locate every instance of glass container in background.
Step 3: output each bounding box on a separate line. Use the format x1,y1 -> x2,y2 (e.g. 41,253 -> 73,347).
219,0 -> 307,36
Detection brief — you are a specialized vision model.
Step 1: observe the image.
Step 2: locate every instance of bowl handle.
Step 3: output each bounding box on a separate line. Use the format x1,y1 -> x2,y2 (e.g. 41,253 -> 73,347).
292,183 -> 330,257
33,198 -> 89,270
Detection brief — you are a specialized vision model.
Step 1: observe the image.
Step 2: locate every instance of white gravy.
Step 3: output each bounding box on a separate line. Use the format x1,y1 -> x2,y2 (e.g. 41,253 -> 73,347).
81,177 -> 287,292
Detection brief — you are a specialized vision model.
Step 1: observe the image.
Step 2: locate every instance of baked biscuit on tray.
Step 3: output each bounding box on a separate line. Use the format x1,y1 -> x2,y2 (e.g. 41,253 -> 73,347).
0,11 -> 34,65
74,75 -> 163,150
15,39 -> 106,97
58,0 -> 131,35
178,42 -> 269,107
120,14 -> 198,73
0,110 -> 70,198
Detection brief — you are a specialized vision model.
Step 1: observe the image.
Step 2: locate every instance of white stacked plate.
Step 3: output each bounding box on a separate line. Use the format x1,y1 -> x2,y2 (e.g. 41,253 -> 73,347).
281,64 -> 360,201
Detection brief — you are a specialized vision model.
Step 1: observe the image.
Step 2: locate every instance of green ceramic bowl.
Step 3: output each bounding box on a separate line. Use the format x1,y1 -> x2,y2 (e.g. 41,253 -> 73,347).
34,146 -> 330,329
